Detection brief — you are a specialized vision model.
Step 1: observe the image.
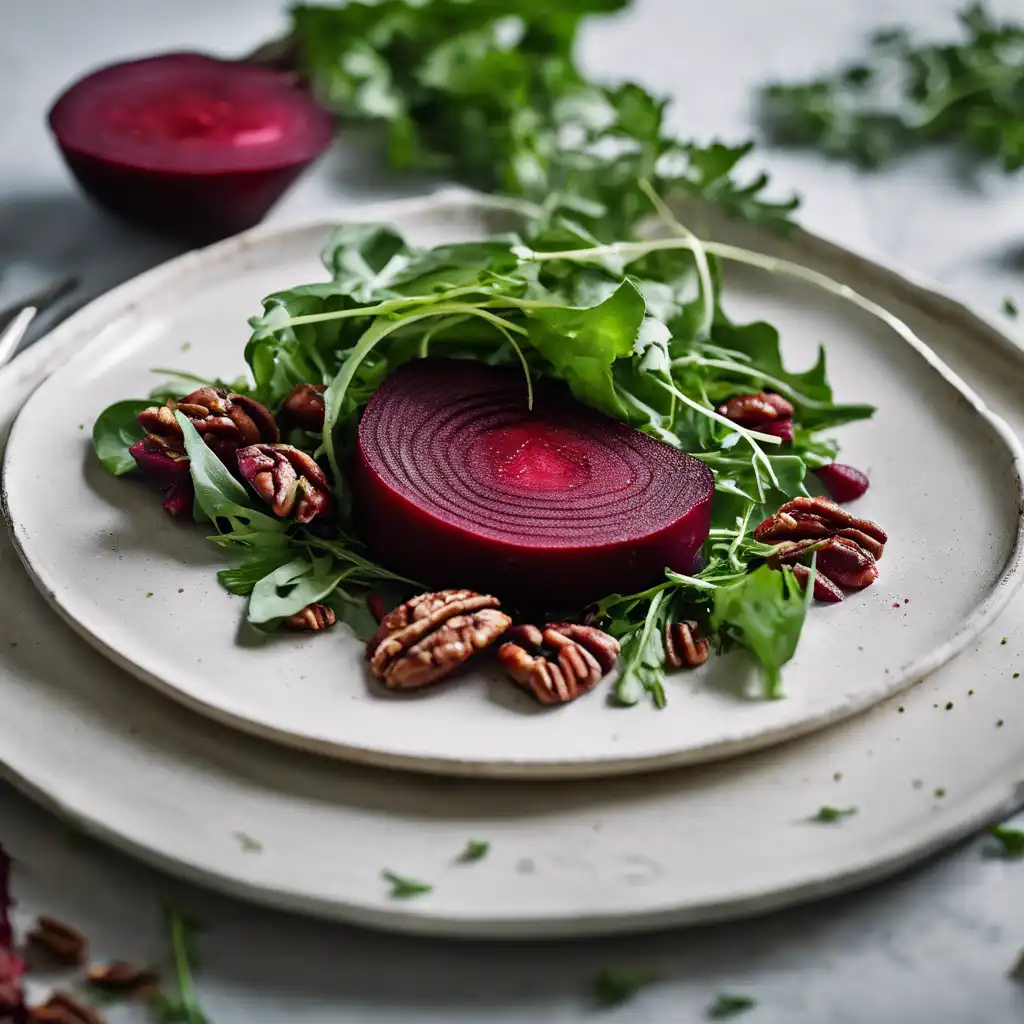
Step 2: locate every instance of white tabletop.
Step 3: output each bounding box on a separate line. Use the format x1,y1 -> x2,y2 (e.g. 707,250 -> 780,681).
3,1 -> 1024,1020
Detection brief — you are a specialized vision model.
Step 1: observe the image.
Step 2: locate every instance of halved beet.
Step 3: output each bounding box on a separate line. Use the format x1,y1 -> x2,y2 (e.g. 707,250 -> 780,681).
352,359 -> 715,608
48,53 -> 333,241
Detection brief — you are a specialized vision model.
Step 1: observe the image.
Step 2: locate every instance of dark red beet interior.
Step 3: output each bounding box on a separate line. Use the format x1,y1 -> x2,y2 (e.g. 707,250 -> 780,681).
48,53 -> 333,241
352,359 -> 714,607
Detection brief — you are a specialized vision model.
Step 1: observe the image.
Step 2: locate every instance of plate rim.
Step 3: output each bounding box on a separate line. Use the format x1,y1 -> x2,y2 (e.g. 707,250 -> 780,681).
3,188 -> 1024,780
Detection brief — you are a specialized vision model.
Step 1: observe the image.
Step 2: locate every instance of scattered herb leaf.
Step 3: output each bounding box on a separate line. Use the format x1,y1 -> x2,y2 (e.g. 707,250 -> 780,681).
592,967 -> 660,1008
382,871 -> 433,899
707,993 -> 757,1019
812,806 -> 858,823
150,903 -> 211,1024
234,832 -> 263,854
1004,297 -> 1019,318
458,840 -> 490,863
988,825 -> 1024,858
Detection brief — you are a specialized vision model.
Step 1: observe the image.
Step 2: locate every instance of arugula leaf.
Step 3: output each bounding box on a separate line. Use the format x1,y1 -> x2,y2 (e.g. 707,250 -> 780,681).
763,3 -> 1024,172
812,806 -> 858,823
709,321 -> 875,430
321,222 -> 413,298
175,413 -> 286,548
712,564 -> 811,699
289,1 -> 797,242
592,967 -> 661,1008
528,280 -> 646,417
988,824 -> 1024,857
382,870 -> 433,899
247,556 -> 348,628
92,399 -> 148,476
458,840 -> 490,863
707,993 -> 756,1019
217,551 -> 295,596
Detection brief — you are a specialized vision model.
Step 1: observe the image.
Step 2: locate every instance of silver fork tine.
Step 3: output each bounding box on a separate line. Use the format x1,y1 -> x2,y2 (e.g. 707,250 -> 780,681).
0,307 -> 38,370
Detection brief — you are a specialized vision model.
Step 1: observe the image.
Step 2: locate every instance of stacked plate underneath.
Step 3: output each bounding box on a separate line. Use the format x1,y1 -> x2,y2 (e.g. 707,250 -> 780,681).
1,193 -> 1022,937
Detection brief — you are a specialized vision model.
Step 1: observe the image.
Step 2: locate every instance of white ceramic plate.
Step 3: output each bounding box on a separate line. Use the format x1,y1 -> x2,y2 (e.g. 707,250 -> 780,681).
4,193 -> 1024,779
2,193 -> 1024,937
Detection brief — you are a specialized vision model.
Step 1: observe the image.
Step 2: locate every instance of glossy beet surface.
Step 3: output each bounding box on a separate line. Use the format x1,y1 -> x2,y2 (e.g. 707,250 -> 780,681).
48,53 -> 333,241
352,359 -> 714,607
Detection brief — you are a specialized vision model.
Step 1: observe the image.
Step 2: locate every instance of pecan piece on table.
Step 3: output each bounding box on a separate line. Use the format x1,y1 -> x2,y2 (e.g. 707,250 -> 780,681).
27,915 -> 87,967
498,623 -> 620,705
28,991 -> 105,1024
279,383 -> 327,432
86,962 -> 160,998
758,496 -> 887,600
138,387 -> 278,462
236,444 -> 331,524
665,620 -> 709,669
366,590 -> 511,690
285,603 -> 336,631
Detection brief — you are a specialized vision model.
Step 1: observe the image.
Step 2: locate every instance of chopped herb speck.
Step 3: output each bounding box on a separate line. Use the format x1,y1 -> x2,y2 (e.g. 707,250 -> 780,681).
382,871 -> 432,899
833,772 -> 843,782
897,706 -> 905,713
912,780 -> 923,789
592,967 -> 660,1008
988,825 -> 1024,858
945,702 -> 953,710
234,832 -> 263,853
997,720 -> 1005,728
1004,297 -> 1019,318
935,788 -> 946,798
812,806 -> 857,823
458,840 -> 490,863
145,592 -> 154,598
1001,637 -> 1008,645
707,993 -> 756,1018
968,690 -> 974,696
1014,673 -> 1020,679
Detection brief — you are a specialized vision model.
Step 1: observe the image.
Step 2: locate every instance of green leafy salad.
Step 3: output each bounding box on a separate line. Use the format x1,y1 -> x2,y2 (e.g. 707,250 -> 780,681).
93,0 -> 889,707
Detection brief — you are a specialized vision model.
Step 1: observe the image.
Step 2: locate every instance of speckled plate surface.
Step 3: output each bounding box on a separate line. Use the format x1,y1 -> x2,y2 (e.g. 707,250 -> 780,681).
2,192 -> 1024,936
3,193 -> 1024,779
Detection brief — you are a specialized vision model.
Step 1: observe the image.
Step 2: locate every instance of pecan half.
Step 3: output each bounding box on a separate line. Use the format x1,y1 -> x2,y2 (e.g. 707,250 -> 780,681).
755,496 -> 886,551
279,383 -> 327,432
28,991 -> 105,1024
86,962 -> 160,998
285,603 -> 336,631
757,496 -> 887,599
236,444 -> 331,524
366,590 -> 511,690
27,916 -> 87,967
717,392 -> 793,426
138,387 -> 278,462
665,621 -> 709,668
498,623 -> 620,705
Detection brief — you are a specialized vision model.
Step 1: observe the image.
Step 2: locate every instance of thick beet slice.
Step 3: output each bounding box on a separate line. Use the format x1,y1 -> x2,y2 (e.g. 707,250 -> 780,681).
48,53 -> 333,241
352,360 -> 714,607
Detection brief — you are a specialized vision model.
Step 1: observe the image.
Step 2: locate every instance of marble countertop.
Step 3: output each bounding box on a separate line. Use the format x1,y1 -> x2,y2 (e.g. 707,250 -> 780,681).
2,1 -> 1024,1020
